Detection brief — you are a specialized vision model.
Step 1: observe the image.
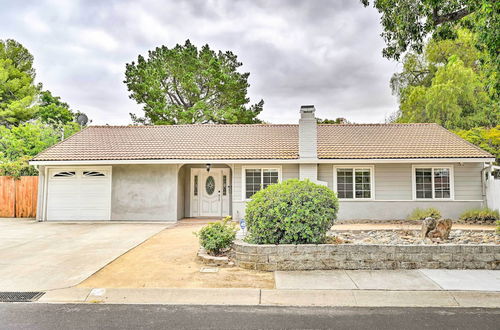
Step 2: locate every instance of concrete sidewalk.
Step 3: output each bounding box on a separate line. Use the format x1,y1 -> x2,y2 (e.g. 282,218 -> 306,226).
38,287 -> 500,308
275,270 -> 500,292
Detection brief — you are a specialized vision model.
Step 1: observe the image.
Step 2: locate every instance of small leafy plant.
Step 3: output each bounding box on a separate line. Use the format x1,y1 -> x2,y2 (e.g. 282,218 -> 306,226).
196,216 -> 237,256
459,208 -> 500,222
407,207 -> 441,221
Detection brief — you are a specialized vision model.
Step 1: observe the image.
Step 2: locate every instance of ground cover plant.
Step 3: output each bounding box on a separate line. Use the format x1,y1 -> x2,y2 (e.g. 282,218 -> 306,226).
408,207 -> 442,220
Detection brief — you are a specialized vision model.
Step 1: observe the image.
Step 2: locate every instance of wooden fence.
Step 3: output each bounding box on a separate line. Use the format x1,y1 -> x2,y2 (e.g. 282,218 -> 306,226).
0,176 -> 38,218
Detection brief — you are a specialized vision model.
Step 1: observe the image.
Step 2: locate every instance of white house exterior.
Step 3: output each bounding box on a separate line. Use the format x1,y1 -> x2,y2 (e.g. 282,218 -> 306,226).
30,106 -> 495,222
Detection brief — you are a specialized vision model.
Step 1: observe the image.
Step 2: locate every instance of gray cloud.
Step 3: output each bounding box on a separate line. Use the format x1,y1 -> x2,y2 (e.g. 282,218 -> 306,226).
0,0 -> 399,124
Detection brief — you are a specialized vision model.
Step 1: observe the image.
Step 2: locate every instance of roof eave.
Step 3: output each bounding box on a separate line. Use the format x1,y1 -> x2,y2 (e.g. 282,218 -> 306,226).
29,157 -> 496,166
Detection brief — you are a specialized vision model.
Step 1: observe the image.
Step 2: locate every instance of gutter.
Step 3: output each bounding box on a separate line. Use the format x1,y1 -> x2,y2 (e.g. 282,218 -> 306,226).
29,157 -> 496,166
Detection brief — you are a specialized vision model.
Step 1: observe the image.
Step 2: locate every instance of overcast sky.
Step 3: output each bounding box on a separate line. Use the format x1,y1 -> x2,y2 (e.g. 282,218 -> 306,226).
1,0 -> 400,125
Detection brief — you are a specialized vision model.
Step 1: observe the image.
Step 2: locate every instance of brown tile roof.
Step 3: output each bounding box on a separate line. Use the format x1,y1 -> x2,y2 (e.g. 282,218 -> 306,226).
317,123 -> 492,159
31,123 -> 493,161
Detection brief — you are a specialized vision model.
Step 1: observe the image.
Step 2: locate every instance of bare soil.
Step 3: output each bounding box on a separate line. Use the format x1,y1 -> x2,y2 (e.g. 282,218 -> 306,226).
78,223 -> 274,289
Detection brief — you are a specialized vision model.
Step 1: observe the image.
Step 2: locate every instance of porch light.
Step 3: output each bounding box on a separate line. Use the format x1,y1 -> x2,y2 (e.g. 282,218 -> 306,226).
206,164 -> 211,172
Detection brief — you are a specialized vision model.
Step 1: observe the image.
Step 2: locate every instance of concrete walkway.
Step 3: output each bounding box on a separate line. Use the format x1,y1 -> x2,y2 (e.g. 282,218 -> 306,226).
38,287 -> 500,308
0,219 -> 169,291
275,270 -> 500,292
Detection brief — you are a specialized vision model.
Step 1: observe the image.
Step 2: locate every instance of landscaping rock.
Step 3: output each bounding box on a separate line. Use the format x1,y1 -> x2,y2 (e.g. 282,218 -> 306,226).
421,218 -> 452,240
197,247 -> 233,267
428,219 -> 452,240
421,217 -> 436,239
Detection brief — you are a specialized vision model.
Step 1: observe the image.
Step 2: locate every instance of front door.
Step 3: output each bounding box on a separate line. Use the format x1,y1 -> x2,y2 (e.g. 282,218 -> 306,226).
190,168 -> 230,217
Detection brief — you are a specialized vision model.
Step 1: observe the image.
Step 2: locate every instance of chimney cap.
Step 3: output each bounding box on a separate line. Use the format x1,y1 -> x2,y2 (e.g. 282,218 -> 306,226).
300,105 -> 315,112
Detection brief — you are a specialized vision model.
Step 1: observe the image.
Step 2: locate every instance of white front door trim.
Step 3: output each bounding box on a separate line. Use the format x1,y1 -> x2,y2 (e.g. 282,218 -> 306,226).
190,168 -> 230,217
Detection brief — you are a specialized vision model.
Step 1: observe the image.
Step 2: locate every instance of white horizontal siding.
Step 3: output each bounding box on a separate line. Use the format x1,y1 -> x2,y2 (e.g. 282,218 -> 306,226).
319,162 -> 483,201
232,164 -> 299,202
454,162 -> 483,200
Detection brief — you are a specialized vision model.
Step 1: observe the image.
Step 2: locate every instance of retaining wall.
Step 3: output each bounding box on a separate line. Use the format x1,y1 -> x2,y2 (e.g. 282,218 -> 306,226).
233,241 -> 499,271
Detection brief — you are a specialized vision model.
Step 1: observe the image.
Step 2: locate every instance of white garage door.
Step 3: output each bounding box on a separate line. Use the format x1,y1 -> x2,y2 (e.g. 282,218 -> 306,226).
46,167 -> 112,220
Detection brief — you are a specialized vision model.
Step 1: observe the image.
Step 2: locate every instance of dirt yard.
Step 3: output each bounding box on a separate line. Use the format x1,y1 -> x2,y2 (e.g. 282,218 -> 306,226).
78,222 -> 274,289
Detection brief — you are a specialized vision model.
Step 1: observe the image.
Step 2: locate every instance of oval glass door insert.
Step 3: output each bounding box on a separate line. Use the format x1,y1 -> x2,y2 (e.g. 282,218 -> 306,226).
205,176 -> 215,195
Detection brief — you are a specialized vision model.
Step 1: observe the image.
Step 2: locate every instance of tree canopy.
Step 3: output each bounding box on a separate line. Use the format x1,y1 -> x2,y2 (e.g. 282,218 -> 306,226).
390,29 -> 499,129
0,39 -> 40,126
0,39 -> 87,176
361,0 -> 498,65
124,40 -> 263,125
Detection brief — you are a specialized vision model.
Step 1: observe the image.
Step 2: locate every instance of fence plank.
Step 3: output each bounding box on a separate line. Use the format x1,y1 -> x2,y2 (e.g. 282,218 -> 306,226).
0,177 -> 16,217
15,177 -> 38,218
0,176 -> 38,218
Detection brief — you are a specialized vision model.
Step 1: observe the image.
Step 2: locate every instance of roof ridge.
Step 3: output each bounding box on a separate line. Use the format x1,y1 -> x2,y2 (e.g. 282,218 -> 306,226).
86,124 -> 299,128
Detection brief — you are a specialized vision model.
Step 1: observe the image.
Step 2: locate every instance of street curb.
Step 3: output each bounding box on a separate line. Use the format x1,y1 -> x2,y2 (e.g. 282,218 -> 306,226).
37,288 -> 500,308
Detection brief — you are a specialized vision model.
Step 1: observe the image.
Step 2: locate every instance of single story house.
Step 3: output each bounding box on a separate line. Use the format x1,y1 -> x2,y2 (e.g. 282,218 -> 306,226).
30,105 -> 495,221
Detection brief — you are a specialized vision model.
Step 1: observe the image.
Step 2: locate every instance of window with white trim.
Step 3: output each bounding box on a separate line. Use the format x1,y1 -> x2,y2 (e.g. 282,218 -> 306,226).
244,168 -> 279,199
415,167 -> 451,199
334,166 -> 374,199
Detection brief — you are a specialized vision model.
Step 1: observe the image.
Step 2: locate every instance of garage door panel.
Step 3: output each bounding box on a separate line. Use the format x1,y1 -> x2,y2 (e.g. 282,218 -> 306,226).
46,168 -> 111,221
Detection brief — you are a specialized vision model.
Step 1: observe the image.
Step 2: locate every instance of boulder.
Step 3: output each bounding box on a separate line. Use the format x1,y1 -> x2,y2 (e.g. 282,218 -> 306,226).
421,217 -> 436,239
421,217 -> 452,240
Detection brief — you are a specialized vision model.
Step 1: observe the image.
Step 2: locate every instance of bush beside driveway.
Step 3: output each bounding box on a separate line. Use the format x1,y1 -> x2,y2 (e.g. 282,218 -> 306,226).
79,223 -> 274,289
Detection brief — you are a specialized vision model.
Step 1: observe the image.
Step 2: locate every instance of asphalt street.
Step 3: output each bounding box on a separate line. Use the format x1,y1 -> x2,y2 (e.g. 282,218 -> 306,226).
0,303 -> 499,330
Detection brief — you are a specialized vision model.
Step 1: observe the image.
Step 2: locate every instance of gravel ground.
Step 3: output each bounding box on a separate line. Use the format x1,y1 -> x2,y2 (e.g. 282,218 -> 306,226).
327,229 -> 499,245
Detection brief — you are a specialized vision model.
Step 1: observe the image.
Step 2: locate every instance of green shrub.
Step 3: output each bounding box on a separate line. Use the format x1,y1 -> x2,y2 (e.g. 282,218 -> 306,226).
245,179 -> 339,244
197,216 -> 237,255
459,208 -> 500,222
407,207 -> 442,220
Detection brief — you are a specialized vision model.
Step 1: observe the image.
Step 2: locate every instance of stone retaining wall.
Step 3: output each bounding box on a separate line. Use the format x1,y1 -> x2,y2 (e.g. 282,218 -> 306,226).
233,241 -> 499,271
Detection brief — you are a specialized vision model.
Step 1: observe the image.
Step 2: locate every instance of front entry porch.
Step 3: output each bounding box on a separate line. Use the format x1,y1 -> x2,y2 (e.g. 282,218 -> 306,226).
177,164 -> 232,219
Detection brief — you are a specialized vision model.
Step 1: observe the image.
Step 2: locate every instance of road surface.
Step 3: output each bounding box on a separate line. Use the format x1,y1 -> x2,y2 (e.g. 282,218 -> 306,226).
0,303 -> 499,329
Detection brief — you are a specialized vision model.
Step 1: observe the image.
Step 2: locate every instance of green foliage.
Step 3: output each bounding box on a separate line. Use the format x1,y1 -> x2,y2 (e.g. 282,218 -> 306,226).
454,125 -> 500,163
391,29 -> 499,129
37,90 -> 75,126
0,39 -> 40,126
317,117 -> 350,124
124,40 -> 263,125
245,179 -> 339,244
459,208 -> 500,222
360,1 -> 498,64
0,121 -> 81,177
408,207 -> 442,220
196,216 -> 237,255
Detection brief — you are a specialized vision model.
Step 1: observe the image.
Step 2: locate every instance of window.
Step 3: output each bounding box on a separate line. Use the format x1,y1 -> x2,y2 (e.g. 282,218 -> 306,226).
334,166 -> 374,199
205,176 -> 215,195
414,167 -> 452,199
193,175 -> 198,196
244,168 -> 280,199
83,171 -> 105,177
53,171 -> 75,177
222,175 -> 227,196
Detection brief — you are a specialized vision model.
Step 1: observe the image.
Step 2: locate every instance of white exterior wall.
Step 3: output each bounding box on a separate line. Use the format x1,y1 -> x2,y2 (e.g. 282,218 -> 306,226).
234,162 -> 485,220
111,164 -> 178,221
319,162 -> 484,219
232,163 -> 299,221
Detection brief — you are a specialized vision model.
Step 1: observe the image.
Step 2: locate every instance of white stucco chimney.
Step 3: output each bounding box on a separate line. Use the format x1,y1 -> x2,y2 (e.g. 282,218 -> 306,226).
299,105 -> 318,159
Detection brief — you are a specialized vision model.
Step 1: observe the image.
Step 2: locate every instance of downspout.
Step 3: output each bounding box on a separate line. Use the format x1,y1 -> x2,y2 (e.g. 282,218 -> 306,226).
481,162 -> 493,208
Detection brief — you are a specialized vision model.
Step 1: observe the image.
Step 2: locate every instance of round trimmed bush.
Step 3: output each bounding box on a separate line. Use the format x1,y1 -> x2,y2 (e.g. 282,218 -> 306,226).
245,179 -> 339,244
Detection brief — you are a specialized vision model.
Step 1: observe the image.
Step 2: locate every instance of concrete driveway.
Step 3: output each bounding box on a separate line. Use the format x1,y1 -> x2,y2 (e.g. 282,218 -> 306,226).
0,219 -> 169,291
